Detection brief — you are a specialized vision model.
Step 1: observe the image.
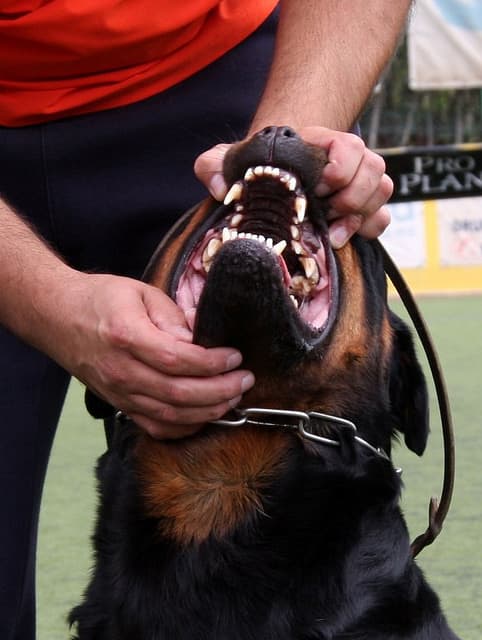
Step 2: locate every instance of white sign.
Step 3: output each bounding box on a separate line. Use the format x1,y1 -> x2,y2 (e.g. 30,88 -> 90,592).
381,202 -> 427,268
408,0 -> 482,90
438,197 -> 482,265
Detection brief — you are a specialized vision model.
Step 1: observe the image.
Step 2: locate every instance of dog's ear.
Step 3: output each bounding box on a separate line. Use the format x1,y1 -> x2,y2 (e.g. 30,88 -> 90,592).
388,311 -> 429,456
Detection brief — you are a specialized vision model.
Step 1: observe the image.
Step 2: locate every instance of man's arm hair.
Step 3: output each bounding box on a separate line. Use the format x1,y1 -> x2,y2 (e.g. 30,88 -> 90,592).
249,0 -> 412,133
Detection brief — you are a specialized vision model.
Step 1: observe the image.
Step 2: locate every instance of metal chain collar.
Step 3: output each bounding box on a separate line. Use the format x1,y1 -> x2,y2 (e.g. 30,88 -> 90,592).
212,407 -> 392,462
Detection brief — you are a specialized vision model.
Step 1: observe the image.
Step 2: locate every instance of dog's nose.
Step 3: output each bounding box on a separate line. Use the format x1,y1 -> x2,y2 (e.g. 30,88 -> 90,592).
258,125 -> 300,144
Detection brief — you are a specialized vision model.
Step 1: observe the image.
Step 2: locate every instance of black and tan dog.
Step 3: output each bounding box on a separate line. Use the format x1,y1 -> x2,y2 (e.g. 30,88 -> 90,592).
70,127 -> 459,639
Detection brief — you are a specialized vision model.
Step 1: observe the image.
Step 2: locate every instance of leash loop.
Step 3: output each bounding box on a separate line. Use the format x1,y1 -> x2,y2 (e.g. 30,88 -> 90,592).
378,240 -> 456,558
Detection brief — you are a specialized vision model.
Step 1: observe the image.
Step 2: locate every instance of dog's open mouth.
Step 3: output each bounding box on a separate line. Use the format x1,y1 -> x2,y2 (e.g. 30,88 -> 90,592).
169,158 -> 339,370
176,164 -> 335,332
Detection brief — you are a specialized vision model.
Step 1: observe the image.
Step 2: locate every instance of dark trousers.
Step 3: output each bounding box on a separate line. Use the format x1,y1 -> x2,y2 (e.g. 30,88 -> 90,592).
0,11 -> 277,638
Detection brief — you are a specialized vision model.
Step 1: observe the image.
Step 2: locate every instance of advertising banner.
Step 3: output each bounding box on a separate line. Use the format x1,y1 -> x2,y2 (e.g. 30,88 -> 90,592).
381,144 -> 482,203
381,202 -> 427,268
438,197 -> 482,265
408,0 -> 482,90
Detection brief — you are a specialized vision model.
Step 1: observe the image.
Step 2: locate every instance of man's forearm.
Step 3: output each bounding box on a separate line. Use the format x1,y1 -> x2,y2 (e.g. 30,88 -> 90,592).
250,0 -> 412,133
0,197 -> 79,352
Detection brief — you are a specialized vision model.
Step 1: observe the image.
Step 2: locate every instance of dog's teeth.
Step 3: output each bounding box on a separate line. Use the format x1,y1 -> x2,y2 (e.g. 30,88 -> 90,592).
295,195 -> 307,223
244,168 -> 255,181
300,257 -> 319,282
287,177 -> 297,191
254,166 -> 264,176
230,229 -> 238,239
290,225 -> 300,240
272,168 -> 280,178
263,166 -> 274,176
272,240 -> 287,255
290,294 -> 299,309
224,181 -> 243,205
258,234 -> 266,244
231,213 -> 243,227
206,237 -> 222,257
246,232 -> 253,239
290,275 -> 313,296
291,240 -> 304,255
238,232 -> 246,238
222,227 -> 231,243
235,203 -> 244,212
266,237 -> 273,248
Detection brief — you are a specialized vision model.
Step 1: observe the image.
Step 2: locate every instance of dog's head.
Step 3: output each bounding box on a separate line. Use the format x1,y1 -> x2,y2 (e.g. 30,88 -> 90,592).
146,126 -> 428,456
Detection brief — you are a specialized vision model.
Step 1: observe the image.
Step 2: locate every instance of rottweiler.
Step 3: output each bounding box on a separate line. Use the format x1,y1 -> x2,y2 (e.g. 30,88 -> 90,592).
70,127 -> 460,639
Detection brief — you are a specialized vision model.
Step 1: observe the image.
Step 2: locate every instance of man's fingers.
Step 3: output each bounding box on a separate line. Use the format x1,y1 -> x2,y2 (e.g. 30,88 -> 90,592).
119,391 -> 247,440
358,205 -> 391,240
97,284 -> 244,378
102,364 -> 254,412
193,143 -> 231,200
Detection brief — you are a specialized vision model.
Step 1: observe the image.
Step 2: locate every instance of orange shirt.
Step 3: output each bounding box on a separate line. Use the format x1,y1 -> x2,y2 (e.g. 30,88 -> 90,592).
0,0 -> 277,127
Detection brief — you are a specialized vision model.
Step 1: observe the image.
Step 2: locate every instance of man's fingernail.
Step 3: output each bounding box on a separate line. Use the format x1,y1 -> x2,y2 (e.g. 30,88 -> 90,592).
241,373 -> 255,392
209,174 -> 227,201
226,352 -> 243,369
329,224 -> 351,249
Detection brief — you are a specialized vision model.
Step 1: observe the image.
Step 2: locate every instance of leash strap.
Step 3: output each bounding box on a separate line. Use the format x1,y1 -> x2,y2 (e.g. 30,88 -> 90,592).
377,240 -> 456,557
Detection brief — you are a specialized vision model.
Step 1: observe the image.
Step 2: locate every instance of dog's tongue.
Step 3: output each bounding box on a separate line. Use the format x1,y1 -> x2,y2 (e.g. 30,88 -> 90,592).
193,240 -> 315,373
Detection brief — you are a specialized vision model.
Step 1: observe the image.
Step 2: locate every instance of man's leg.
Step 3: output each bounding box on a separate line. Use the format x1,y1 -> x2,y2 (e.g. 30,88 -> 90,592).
0,9 -> 278,639
0,330 -> 70,640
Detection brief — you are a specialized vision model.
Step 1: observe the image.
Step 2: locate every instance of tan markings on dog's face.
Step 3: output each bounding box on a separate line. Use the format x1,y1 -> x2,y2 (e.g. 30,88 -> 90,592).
148,199 -> 216,293
135,427 -> 294,546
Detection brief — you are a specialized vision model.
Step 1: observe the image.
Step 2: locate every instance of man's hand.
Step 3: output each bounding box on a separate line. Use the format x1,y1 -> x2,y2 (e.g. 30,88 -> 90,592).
194,127 -> 392,249
1,203 -> 254,441
53,273 -> 255,439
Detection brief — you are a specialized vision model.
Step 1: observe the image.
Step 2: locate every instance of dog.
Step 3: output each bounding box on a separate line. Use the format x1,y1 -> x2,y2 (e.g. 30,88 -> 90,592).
70,126 -> 460,639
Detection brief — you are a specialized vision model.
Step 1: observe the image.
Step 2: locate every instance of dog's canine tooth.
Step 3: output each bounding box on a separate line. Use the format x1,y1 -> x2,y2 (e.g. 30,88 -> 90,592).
290,294 -> 299,309
206,237 -> 222,258
290,225 -> 300,240
300,257 -> 319,282
231,213 -> 243,227
222,227 -> 231,243
272,240 -> 287,255
224,181 -> 243,205
244,167 -> 255,181
291,240 -> 305,255
295,195 -> 307,223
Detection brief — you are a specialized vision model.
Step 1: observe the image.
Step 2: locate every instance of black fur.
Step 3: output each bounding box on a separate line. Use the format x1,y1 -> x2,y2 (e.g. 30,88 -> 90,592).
70,277 -> 459,640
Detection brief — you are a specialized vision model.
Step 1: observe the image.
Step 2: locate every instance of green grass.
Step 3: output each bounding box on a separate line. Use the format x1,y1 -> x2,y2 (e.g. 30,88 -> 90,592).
37,295 -> 482,639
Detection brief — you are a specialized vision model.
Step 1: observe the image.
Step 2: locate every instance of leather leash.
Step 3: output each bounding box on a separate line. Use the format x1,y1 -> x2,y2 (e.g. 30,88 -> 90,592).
377,240 -> 456,557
